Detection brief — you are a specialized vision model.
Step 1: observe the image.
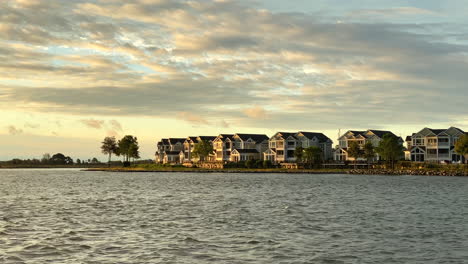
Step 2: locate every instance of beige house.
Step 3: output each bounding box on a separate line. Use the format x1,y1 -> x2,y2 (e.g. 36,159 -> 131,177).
334,130 -> 402,161
264,131 -> 333,163
229,133 -> 269,161
407,127 -> 465,163
213,134 -> 235,162
182,136 -> 198,163
155,138 -> 185,164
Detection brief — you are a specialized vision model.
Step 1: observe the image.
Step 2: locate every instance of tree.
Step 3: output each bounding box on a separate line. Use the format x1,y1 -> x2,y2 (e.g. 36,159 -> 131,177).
455,134 -> 468,163
118,135 -> 139,163
375,134 -> 404,169
363,142 -> 375,168
50,153 -> 66,164
101,136 -> 119,167
64,156 -> 74,165
294,146 -> 304,163
303,146 -> 322,168
41,153 -> 51,164
76,158 -> 81,164
347,141 -> 363,169
192,140 -> 214,162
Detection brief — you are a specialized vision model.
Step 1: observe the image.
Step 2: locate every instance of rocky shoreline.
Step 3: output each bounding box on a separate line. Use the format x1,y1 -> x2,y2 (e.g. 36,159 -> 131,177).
348,169 -> 468,176
85,167 -> 468,176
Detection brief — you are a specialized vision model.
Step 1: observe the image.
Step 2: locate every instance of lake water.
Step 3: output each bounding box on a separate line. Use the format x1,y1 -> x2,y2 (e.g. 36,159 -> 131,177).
1,169 -> 468,263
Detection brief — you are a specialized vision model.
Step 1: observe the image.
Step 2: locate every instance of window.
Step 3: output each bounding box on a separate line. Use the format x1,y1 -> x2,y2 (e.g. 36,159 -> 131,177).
438,138 -> 449,143
287,141 -> 295,146
270,142 -> 276,148
226,142 -> 231,149
277,150 -> 284,155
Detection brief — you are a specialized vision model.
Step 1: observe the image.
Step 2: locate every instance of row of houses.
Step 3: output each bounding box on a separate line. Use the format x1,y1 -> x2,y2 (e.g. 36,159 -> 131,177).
155,127 -> 466,164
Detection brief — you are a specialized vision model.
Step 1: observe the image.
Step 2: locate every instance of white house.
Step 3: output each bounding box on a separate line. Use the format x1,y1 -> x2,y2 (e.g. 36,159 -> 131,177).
229,133 -> 269,161
264,131 -> 333,164
407,127 -> 465,163
334,130 -> 403,161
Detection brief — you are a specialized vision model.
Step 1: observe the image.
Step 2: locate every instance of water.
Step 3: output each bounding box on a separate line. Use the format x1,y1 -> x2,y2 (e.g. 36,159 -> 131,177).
1,169 -> 468,263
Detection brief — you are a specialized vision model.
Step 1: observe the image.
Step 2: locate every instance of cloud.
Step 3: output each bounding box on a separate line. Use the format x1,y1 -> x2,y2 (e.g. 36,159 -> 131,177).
243,106 -> 269,119
176,112 -> 210,125
109,120 -> 123,131
7,125 -> 23,135
24,122 -> 40,128
0,0 -> 466,131
80,119 -> 105,129
350,7 -> 436,18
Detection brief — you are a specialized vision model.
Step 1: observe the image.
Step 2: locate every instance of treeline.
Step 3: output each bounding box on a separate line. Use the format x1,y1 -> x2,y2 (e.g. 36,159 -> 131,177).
0,153 -> 103,167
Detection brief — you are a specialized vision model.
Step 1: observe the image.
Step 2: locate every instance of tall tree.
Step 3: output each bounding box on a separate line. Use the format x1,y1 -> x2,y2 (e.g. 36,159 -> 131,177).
347,141 -> 363,169
375,134 -> 404,169
192,140 -> 214,162
294,146 -> 304,163
303,146 -> 322,168
41,153 -> 51,164
455,134 -> 468,163
363,141 -> 375,168
50,153 -> 67,164
118,135 -> 139,163
101,136 -> 119,167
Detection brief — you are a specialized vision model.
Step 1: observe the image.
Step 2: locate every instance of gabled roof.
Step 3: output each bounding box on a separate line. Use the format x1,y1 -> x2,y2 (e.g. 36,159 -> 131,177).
186,136 -> 198,141
168,138 -> 186,144
161,138 -> 169,144
297,131 -> 331,142
428,129 -> 446,135
218,134 -> 235,141
274,132 -> 297,139
367,130 -> 398,138
198,136 -> 217,142
405,136 -> 412,141
235,133 -> 269,142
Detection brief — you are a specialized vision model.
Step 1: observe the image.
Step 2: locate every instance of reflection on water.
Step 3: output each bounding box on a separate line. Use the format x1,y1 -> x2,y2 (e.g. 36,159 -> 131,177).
1,169 -> 468,263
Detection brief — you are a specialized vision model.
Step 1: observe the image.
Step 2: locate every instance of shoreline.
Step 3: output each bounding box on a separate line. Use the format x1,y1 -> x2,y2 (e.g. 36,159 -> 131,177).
84,167 -> 468,176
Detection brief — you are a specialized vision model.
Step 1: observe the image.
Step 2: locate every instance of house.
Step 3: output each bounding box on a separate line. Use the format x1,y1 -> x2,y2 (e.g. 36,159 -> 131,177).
182,137 -> 198,163
264,132 -> 297,163
229,133 -> 269,161
407,127 -> 465,163
155,138 -> 185,164
213,134 -> 235,162
263,131 -> 333,163
182,136 -> 217,162
155,138 -> 170,163
334,130 -> 403,161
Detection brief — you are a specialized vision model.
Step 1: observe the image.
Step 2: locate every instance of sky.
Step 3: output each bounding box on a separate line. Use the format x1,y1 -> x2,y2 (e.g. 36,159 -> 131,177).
0,0 -> 467,161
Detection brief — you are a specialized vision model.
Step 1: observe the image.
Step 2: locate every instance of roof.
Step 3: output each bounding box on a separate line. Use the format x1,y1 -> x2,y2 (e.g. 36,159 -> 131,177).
161,138 -> 169,144
405,136 -> 412,141
198,136 -> 217,141
168,138 -> 186,144
187,136 -> 198,141
276,132 -> 297,139
235,133 -> 269,142
427,129 -> 446,135
367,130 -> 398,138
298,131 -> 331,142
233,149 -> 259,154
218,134 -> 235,141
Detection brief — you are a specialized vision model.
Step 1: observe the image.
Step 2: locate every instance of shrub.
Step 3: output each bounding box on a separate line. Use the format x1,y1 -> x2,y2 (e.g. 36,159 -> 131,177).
263,160 -> 273,169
